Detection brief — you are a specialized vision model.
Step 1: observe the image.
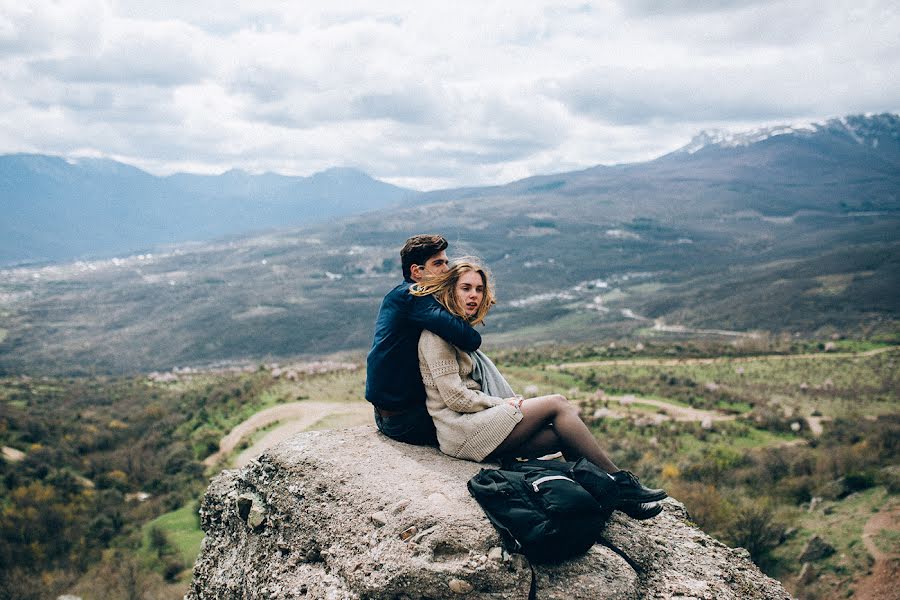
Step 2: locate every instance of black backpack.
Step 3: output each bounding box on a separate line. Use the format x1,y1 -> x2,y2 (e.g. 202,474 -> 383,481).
467,458 -> 620,563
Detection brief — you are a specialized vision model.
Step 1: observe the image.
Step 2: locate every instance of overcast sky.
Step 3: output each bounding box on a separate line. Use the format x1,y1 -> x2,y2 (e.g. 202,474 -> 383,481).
1,1 -> 898,189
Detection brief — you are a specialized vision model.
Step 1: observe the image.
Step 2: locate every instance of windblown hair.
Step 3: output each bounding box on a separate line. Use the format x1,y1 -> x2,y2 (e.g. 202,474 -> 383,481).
400,234 -> 448,280
410,259 -> 496,325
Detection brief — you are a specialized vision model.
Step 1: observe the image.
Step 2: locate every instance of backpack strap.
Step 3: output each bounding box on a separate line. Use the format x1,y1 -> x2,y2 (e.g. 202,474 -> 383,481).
528,563 -> 537,600
596,537 -> 643,574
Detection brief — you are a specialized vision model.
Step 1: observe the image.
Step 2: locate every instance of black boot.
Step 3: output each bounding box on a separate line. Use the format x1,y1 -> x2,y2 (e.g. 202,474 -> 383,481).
618,501 -> 663,520
611,470 -> 667,504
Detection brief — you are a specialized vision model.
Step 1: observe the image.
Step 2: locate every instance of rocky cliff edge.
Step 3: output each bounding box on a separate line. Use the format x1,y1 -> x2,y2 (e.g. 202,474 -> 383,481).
188,426 -> 792,599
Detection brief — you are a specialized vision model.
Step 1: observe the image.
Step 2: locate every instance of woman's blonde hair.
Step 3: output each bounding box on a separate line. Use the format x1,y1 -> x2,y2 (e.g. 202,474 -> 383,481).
410,258 -> 496,325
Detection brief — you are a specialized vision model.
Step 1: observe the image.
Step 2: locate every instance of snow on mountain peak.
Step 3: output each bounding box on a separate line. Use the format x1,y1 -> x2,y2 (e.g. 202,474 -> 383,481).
676,113 -> 899,155
679,122 -> 819,154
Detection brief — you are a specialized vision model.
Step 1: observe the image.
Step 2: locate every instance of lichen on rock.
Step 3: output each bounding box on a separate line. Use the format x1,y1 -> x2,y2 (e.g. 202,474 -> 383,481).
188,426 -> 792,599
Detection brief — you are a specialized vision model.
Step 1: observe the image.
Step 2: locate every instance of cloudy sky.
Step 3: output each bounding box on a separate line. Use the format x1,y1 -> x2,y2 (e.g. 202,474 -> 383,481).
1,1 -> 898,189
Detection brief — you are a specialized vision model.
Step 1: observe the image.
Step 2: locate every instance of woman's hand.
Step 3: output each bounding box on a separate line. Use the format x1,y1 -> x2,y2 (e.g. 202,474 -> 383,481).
506,395 -> 525,409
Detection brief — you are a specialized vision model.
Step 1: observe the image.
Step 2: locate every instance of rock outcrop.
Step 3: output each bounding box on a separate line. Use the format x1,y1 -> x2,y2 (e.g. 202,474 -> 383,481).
188,426 -> 792,599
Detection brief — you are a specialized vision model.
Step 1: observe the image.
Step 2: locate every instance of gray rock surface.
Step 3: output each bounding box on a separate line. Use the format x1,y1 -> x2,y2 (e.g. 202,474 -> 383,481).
188,426 -> 792,599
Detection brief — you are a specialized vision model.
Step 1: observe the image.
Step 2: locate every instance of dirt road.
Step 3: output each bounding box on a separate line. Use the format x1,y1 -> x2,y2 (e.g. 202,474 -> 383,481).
854,502 -> 900,600
203,401 -> 373,468
549,346 -> 896,371
602,394 -> 736,423
651,319 -> 760,338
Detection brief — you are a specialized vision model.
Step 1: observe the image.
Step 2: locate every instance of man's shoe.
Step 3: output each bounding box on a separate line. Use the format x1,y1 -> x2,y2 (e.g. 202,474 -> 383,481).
611,470 -> 667,504
619,501 -> 663,520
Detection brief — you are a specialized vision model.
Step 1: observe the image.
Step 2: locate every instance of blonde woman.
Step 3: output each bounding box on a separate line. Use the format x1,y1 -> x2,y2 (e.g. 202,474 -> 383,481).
412,260 -> 667,516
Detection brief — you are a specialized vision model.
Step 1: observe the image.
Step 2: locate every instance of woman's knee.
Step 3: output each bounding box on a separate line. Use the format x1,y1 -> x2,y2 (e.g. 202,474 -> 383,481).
550,394 -> 583,419
534,393 -> 566,407
549,394 -> 574,411
523,394 -> 572,421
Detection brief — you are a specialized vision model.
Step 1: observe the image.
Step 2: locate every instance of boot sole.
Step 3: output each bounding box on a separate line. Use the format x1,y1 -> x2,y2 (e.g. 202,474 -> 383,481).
620,503 -> 663,520
616,490 -> 668,504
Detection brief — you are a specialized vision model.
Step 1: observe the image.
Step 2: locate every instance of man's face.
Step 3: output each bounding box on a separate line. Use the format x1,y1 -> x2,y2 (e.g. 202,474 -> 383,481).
411,250 -> 449,282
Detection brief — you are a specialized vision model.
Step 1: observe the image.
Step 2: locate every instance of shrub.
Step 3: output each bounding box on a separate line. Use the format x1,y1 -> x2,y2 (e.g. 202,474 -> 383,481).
668,481 -> 732,535
683,444 -> 749,484
191,426 -> 222,460
842,471 -> 876,493
875,462 -> 900,493
162,558 -> 185,582
148,526 -> 170,555
725,498 -> 784,569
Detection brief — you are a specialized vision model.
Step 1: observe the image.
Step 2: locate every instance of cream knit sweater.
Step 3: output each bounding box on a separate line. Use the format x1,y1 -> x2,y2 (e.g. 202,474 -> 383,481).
418,330 -> 523,461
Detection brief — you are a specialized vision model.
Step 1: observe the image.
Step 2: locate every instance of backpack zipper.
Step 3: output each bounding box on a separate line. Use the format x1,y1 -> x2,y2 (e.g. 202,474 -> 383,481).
531,474 -> 576,492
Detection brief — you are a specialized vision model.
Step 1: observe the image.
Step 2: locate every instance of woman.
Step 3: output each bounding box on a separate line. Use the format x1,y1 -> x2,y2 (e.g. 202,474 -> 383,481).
412,260 -> 667,516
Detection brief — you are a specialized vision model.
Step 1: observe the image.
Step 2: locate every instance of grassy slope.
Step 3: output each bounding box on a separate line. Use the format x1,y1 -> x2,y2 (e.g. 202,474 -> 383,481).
141,501 -> 205,567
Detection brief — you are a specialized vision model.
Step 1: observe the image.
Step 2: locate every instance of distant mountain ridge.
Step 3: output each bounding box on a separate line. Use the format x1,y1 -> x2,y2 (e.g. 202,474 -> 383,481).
2,112 -> 898,264
0,156 -> 415,265
0,113 -> 897,373
413,112 -> 900,222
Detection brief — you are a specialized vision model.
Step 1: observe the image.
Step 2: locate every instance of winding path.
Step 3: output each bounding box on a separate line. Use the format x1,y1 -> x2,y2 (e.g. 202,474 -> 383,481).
651,318 -> 760,338
549,346 -> 897,371
854,502 -> 900,600
203,401 -> 373,468
600,394 -> 736,423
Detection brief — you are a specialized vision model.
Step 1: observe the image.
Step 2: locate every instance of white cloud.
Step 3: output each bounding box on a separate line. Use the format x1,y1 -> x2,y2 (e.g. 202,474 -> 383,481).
0,0 -> 897,189
623,0 -> 782,17
30,17 -> 213,86
0,0 -> 107,55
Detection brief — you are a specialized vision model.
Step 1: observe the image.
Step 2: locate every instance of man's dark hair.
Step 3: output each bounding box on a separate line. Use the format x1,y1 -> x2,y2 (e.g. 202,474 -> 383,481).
401,234 -> 448,280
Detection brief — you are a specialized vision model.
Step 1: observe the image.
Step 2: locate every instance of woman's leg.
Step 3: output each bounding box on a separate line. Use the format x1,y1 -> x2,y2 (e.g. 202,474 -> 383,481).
489,426 -> 561,460
492,394 -> 619,473
488,425 -> 584,462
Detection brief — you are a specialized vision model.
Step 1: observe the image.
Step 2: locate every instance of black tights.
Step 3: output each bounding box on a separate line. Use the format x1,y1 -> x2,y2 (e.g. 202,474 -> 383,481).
490,394 -> 619,473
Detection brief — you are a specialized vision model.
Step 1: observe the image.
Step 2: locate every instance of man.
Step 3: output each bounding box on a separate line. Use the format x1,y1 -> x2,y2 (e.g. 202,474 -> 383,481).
366,234 -> 482,445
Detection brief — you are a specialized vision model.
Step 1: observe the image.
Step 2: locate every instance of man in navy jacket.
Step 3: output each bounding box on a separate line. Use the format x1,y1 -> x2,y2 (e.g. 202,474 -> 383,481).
366,234 -> 482,445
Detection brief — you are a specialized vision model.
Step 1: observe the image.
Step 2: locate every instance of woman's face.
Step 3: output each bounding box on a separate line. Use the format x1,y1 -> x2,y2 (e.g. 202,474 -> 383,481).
455,270 -> 485,317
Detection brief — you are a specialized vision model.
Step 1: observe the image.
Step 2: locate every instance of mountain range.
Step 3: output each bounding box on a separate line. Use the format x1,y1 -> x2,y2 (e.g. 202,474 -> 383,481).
0,113 -> 897,374
0,157 -> 414,265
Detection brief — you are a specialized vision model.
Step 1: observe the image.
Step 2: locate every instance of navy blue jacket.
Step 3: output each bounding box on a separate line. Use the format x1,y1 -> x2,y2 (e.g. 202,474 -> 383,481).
366,279 -> 482,411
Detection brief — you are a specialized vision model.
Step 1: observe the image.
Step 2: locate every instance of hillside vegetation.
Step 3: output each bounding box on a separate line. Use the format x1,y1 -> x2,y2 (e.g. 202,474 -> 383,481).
1,341 -> 896,599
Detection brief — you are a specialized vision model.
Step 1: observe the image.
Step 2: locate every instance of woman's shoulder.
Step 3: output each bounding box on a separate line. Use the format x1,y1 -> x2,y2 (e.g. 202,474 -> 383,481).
418,329 -> 457,357
419,328 -> 450,347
